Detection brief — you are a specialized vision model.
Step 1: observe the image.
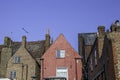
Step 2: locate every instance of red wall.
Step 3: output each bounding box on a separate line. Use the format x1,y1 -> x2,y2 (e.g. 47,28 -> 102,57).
41,34 -> 82,80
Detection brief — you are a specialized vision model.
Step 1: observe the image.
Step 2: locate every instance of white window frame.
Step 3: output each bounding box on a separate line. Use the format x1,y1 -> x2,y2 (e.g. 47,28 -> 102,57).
56,67 -> 68,80
56,50 -> 65,58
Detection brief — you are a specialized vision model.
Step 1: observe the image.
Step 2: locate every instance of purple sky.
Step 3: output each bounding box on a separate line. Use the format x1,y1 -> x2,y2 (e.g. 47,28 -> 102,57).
0,0 -> 120,52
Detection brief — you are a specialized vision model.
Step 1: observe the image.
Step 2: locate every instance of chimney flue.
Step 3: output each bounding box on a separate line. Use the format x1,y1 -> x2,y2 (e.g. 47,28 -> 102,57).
45,29 -> 50,51
115,20 -> 119,26
98,26 -> 105,37
4,36 -> 11,47
22,36 -> 26,47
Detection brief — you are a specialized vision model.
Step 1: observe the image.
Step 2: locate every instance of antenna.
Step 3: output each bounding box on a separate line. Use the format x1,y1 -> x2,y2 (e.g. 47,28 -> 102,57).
22,28 -> 29,34
46,28 -> 50,34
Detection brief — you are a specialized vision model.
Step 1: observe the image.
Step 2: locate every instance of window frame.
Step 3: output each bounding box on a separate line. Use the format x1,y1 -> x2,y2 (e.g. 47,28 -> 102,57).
56,67 -> 68,80
56,50 -> 65,58
10,71 -> 16,79
14,56 -> 20,64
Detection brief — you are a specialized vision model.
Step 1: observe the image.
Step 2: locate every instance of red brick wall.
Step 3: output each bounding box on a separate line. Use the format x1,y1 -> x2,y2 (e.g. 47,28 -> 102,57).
41,34 -> 82,80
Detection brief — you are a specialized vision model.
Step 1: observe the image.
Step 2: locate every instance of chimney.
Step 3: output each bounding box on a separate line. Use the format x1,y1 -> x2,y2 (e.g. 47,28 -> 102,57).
98,26 -> 105,58
115,20 -> 120,32
22,36 -> 26,47
115,20 -> 119,26
4,36 -> 11,47
45,29 -> 50,51
110,24 -> 116,32
110,20 -> 120,32
98,26 -> 105,38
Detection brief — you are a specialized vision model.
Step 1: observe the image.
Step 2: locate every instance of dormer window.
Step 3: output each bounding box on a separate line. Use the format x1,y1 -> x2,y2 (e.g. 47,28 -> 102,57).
14,56 -> 20,64
56,50 -> 65,58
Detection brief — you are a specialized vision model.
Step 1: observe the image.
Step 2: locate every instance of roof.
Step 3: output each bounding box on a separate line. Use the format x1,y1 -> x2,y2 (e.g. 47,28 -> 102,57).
78,33 -> 97,45
12,40 -> 45,58
43,34 -> 81,59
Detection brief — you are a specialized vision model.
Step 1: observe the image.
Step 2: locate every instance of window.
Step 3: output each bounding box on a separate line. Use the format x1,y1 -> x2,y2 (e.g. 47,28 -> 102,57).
56,68 -> 68,80
56,50 -> 65,58
10,71 -> 16,79
94,50 -> 97,65
44,77 -> 67,80
14,56 -> 20,64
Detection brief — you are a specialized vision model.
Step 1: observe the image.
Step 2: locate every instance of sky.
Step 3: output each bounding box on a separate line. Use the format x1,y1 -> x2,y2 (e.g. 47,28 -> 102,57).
0,0 -> 120,52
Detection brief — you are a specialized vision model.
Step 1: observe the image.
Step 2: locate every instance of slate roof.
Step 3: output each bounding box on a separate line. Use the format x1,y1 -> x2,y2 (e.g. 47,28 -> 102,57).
78,33 -> 97,45
12,40 -> 45,58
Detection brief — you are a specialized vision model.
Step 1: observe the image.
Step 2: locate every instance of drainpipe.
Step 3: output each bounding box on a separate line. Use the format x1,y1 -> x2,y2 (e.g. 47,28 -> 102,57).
21,63 -> 28,80
75,59 -> 78,80
75,58 -> 81,80
25,64 -> 28,80
40,58 -> 44,80
22,63 -> 24,80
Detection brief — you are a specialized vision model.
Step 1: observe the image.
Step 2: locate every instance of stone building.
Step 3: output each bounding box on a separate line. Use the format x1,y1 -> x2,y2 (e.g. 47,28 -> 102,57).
79,20 -> 120,80
0,32 -> 50,79
41,34 -> 82,80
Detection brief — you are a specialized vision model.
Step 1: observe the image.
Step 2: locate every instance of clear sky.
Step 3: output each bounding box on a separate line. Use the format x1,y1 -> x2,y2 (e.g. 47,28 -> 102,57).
0,0 -> 120,52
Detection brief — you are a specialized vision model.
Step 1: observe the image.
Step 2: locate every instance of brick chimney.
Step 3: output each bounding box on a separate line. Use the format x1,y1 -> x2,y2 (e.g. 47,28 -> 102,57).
22,36 -> 26,47
98,26 -> 105,38
45,29 -> 50,51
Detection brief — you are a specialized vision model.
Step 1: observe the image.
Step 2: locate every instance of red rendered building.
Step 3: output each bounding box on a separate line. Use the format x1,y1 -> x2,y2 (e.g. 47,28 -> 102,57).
41,34 -> 82,80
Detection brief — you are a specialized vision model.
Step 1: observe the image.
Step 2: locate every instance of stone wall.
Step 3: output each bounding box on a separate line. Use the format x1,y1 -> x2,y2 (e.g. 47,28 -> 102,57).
0,47 -> 12,77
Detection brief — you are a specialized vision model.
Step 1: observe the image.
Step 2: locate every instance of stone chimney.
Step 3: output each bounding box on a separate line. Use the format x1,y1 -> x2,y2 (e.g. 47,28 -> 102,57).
45,29 -> 50,51
22,36 -> 26,47
97,26 -> 105,58
110,20 -> 120,32
115,20 -> 120,32
110,24 -> 116,32
4,36 -> 12,47
98,26 -> 105,38
115,20 -> 119,26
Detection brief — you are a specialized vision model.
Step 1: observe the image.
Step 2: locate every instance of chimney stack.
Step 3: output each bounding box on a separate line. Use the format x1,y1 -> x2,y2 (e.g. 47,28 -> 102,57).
110,20 -> 120,32
115,20 -> 119,26
98,26 -> 105,38
4,36 -> 12,47
110,24 -> 116,32
45,29 -> 50,51
22,36 -> 26,47
115,20 -> 120,32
